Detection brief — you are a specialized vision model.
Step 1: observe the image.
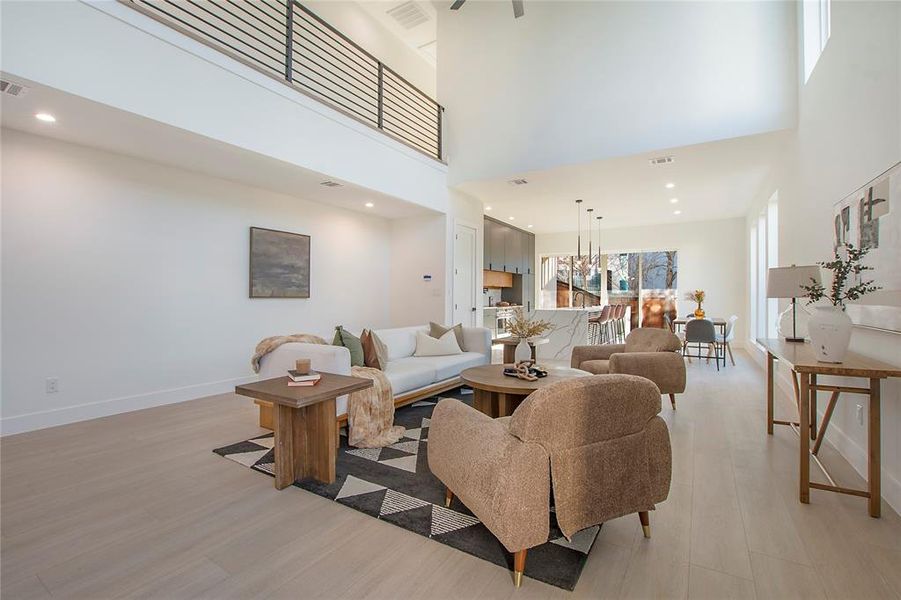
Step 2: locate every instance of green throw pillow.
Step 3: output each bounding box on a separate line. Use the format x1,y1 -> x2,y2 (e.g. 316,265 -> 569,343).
333,325 -> 365,367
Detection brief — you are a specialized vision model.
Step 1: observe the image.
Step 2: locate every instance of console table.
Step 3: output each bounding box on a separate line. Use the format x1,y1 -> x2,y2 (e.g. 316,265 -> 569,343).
235,373 -> 372,489
758,338 -> 901,517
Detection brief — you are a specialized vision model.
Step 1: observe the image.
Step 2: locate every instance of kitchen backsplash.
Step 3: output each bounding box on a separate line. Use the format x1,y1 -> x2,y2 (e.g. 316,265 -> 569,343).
484,288 -> 503,307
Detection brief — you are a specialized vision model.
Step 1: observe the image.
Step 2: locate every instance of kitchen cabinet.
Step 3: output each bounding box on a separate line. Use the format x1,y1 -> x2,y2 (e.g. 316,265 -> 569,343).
505,227 -> 523,273
486,219 -> 507,272
522,273 -> 535,311
484,217 -> 535,275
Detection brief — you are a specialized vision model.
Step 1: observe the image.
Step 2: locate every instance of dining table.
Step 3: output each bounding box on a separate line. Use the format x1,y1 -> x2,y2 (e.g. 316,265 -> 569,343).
672,316 -> 728,368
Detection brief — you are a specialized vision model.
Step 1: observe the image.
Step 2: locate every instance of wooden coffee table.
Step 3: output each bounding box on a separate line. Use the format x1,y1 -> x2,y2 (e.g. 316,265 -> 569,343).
461,364 -> 590,418
235,373 -> 372,489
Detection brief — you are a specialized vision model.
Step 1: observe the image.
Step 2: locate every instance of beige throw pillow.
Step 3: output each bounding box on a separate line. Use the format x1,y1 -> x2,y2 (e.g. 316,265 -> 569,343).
429,322 -> 465,351
414,330 -> 462,357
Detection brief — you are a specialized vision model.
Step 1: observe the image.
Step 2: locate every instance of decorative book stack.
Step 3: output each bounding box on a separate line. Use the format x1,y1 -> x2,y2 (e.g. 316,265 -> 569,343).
287,370 -> 321,387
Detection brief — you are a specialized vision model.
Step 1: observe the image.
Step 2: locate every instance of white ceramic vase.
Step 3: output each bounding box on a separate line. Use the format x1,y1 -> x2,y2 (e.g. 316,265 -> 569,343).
514,338 -> 532,363
807,306 -> 853,363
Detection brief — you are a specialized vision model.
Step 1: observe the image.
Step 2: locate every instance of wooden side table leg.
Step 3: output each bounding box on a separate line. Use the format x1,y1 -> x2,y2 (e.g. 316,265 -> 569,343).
296,397 -> 337,484
809,373 -> 818,440
868,378 -> 881,518
766,352 -> 775,434
799,373 -> 810,504
274,404 -> 297,490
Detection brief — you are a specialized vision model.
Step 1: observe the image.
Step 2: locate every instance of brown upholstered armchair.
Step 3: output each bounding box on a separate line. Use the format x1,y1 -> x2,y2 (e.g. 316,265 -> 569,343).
571,327 -> 686,409
428,375 -> 672,587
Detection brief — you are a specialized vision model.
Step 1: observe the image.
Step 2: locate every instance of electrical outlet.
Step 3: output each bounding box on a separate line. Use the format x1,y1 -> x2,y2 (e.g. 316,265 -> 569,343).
46,377 -> 59,394
856,404 -> 864,426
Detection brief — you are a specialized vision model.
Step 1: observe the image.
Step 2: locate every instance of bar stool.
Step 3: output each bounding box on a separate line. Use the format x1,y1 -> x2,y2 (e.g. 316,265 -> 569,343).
589,305 -> 611,344
613,304 -> 625,342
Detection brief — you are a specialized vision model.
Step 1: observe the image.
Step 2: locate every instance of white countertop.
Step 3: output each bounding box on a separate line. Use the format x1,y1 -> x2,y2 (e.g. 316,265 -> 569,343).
533,306 -> 604,312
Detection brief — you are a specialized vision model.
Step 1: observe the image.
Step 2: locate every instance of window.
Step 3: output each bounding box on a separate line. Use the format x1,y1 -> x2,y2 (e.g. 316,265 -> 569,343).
803,0 -> 831,82
749,194 -> 779,345
539,250 -> 678,330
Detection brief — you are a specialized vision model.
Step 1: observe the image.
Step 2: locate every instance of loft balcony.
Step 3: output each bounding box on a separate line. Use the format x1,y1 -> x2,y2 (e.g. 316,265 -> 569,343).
124,0 -> 443,161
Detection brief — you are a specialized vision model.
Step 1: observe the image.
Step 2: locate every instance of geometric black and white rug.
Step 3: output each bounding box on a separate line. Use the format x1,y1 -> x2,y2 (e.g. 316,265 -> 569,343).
213,389 -> 599,591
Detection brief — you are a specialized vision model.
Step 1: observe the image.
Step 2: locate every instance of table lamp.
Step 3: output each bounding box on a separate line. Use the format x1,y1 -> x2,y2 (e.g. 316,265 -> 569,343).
766,265 -> 822,342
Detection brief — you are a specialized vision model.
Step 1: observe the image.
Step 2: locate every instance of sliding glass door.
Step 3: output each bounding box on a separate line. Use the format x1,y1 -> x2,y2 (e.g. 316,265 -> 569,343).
540,250 -> 678,330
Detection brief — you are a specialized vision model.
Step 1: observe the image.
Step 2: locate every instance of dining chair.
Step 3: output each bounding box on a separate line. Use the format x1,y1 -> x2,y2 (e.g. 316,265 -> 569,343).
715,315 -> 738,366
684,319 -> 720,371
665,313 -> 686,353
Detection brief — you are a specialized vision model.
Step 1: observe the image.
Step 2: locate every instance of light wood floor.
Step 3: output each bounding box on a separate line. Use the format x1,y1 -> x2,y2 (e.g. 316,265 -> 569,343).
2,350 -> 900,599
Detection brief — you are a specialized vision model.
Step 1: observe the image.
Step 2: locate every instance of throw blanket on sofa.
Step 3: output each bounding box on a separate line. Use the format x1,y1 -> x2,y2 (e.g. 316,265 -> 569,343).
251,333 -> 403,448
347,367 -> 405,448
250,333 -> 328,373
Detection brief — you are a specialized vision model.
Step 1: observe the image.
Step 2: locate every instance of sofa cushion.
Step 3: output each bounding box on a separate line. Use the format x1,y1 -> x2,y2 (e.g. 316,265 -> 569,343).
373,326 -> 427,361
580,359 -> 610,375
414,330 -> 462,357
383,357 -> 437,394
429,322 -> 465,350
409,351 -> 488,381
360,329 -> 388,370
333,326 -> 365,367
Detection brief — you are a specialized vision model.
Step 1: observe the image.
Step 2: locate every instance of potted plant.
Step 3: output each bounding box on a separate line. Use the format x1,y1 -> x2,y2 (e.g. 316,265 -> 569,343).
505,308 -> 554,363
800,244 -> 880,363
685,290 -> 706,318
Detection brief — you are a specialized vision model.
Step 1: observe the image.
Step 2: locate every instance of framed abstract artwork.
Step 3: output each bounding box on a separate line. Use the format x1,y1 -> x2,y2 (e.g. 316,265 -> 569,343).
832,161 -> 901,333
249,227 -> 310,298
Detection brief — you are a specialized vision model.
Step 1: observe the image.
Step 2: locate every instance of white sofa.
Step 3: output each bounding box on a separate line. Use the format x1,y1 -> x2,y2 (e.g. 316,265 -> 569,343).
256,325 -> 492,427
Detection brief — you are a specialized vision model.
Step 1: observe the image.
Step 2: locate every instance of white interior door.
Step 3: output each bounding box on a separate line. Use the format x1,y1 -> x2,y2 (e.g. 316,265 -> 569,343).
453,224 -> 477,326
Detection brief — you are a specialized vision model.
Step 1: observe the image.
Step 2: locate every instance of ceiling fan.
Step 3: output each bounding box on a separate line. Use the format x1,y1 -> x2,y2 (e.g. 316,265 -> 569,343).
450,0 -> 524,19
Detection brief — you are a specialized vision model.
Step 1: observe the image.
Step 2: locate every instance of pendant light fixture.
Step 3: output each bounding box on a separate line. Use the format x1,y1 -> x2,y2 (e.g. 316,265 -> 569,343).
586,208 -> 594,267
597,215 -> 604,271
575,199 -> 583,260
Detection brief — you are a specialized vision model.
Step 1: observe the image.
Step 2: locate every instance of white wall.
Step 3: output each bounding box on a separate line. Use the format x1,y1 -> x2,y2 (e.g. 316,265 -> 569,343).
1,0 -> 447,212
304,1 -> 436,98
438,0 -> 797,184
389,214 -> 447,327
536,218 -> 747,344
0,129 -> 394,435
745,1 -> 901,512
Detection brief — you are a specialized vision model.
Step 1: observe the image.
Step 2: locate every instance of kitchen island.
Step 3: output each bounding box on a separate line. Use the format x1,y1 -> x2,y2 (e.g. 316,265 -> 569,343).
528,306 -> 607,362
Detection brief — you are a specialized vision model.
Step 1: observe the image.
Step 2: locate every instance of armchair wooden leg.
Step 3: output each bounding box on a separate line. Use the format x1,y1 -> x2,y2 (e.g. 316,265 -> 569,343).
513,549 -> 527,587
727,342 -> 735,366
445,487 -> 453,508
669,393 -> 676,410
638,511 -> 650,538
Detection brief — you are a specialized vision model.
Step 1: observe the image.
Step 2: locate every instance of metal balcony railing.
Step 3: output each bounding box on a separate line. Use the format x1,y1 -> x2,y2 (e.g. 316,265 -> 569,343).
124,0 -> 444,160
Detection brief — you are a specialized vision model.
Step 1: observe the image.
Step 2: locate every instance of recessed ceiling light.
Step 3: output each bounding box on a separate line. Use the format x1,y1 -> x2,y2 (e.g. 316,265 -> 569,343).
364,202 -> 374,208
527,224 -> 533,228
508,216 -> 515,221
485,206 -> 492,211
665,183 -> 675,189
673,210 -> 682,215
670,198 -> 679,204
35,112 -> 56,123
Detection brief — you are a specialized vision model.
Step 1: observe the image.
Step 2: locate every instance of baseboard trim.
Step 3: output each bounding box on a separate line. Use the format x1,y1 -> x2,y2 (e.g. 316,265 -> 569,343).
1,374 -> 257,436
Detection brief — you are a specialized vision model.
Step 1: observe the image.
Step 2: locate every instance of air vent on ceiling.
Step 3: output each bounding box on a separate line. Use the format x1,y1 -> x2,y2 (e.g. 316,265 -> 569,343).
320,180 -> 342,187
386,1 -> 430,29
649,156 -> 675,166
0,79 -> 27,97
508,178 -> 529,186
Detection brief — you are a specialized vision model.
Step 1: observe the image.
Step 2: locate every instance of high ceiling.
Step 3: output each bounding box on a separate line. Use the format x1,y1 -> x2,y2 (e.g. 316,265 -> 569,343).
438,0 -> 798,186
457,130 -> 791,233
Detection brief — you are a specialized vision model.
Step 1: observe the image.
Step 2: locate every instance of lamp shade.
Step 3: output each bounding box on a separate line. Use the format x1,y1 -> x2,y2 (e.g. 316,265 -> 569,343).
766,265 -> 821,299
